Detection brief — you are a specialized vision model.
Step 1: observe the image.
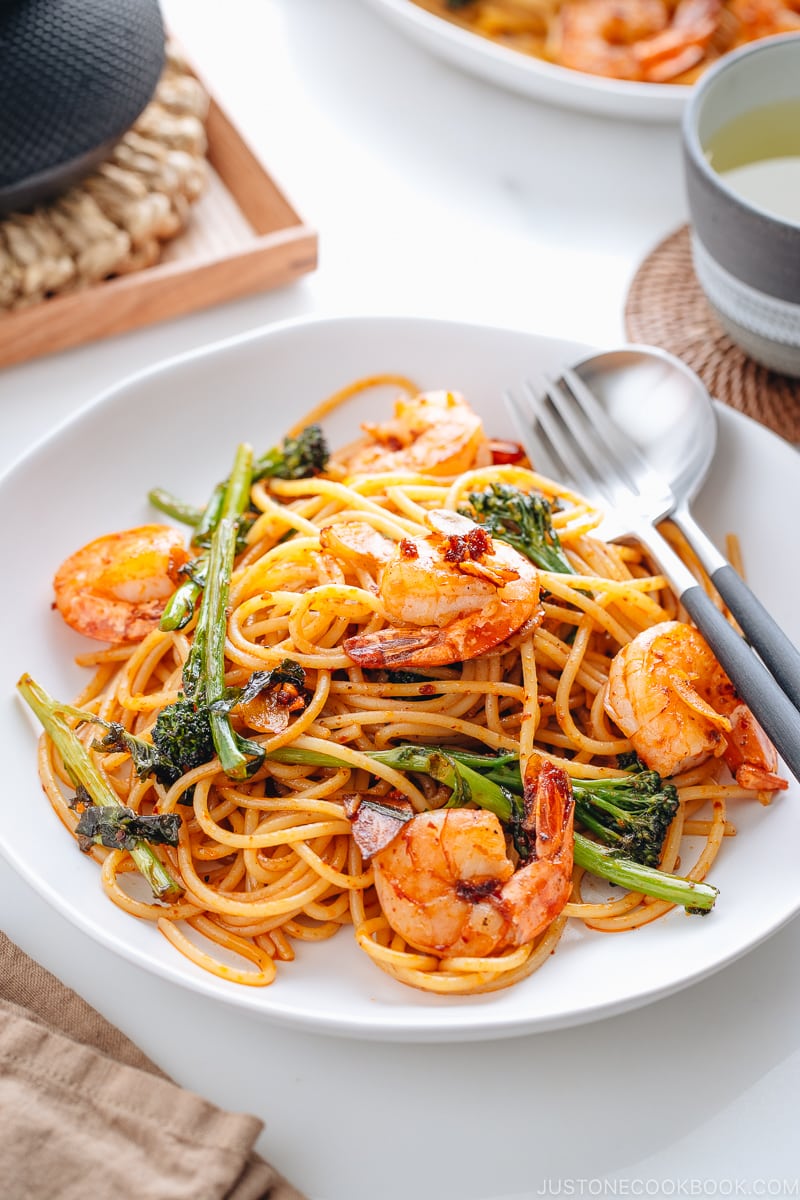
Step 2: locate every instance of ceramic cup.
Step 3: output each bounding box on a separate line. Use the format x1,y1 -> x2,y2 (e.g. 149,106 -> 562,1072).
682,33 -> 800,378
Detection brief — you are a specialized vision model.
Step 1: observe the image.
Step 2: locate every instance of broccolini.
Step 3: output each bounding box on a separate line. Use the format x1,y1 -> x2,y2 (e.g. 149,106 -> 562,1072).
151,424 -> 329,632
421,748 -> 680,869
16,674 -> 181,899
66,661 -> 306,795
265,741 -> 717,913
460,482 -> 574,574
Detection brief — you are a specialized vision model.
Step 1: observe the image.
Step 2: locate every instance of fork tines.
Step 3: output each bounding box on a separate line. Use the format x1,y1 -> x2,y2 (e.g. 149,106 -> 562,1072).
506,368 -> 672,515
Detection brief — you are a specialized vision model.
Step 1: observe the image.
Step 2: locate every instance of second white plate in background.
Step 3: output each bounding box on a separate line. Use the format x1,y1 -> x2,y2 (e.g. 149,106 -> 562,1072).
362,0 -> 691,121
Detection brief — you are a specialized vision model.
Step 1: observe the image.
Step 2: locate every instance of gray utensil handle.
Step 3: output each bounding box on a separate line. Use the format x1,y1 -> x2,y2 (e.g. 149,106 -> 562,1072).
672,511 -> 800,715
682,584 -> 800,784
711,564 -> 800,713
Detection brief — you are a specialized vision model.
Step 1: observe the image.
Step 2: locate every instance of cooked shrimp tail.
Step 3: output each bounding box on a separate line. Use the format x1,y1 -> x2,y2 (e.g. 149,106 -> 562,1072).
604,621 -> 787,791
524,756 -> 575,857
344,627 -> 451,668
507,756 -> 576,945
722,703 -> 787,791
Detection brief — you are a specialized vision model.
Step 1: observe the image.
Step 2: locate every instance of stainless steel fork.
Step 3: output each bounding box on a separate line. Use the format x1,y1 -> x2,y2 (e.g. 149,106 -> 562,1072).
507,366 -> 800,784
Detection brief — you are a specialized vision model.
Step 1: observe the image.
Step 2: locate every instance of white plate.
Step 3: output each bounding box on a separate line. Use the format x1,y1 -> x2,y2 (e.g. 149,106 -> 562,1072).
2,315 -> 798,1042
362,0 -> 691,121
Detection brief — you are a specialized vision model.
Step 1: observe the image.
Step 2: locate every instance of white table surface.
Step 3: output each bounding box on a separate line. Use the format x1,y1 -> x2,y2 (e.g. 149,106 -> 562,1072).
2,3 -> 799,1198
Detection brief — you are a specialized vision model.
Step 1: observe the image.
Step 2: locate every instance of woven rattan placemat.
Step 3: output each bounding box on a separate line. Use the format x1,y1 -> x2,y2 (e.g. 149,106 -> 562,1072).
624,224 -> 800,443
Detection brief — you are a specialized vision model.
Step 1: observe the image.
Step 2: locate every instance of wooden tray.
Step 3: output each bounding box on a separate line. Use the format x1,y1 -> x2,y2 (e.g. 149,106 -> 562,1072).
0,80 -> 318,368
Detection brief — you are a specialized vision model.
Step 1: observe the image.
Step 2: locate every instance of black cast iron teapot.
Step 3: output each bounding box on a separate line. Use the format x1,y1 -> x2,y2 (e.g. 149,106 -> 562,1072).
0,0 -> 165,216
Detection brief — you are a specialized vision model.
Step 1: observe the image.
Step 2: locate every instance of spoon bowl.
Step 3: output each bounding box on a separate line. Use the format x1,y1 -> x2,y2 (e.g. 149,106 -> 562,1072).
572,343 -> 718,521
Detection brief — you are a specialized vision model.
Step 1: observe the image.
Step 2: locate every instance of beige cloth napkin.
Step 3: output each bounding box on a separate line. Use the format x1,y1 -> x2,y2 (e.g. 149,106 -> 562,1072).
0,931 -> 307,1200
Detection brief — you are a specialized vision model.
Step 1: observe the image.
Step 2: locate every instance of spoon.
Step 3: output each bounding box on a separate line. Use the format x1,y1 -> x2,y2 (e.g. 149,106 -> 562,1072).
572,343 -> 800,713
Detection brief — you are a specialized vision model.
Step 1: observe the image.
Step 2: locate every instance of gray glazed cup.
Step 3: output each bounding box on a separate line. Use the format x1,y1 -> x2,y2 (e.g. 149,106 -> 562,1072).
682,33 -> 800,377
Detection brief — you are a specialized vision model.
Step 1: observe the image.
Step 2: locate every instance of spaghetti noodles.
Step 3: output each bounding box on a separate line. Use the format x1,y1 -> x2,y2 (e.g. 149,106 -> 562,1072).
24,376 -> 782,995
412,0 -> 800,86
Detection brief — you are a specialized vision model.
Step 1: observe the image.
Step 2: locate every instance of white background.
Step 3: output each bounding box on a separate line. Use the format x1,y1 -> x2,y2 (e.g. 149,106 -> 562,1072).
1,2 -> 798,1198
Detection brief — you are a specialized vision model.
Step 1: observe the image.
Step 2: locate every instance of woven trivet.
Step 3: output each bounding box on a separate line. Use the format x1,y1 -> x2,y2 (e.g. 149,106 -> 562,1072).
624,224 -> 800,443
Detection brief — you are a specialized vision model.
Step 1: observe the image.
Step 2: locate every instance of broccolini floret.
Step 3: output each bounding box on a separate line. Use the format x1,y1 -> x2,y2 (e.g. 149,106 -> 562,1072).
151,696 -> 217,776
93,697 -> 216,788
459,482 -> 574,574
571,772 -> 679,868
253,424 -> 329,481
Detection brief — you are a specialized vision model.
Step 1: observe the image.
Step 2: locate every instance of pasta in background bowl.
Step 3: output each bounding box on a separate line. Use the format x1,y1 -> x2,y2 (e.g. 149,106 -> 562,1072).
2,314 -> 799,1041
363,0 -> 800,120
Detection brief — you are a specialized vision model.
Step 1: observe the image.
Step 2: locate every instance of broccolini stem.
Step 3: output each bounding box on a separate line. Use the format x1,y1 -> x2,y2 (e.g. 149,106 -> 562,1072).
152,478 -> 227,635
264,743 -> 718,912
159,555 -> 207,633
148,479 -> 214,631
181,445 -> 251,700
265,744 -> 523,814
370,745 -> 520,824
148,482 -> 225,544
265,746 -> 344,768
572,833 -> 717,912
146,488 -> 203,528
266,744 -> 522,829
16,674 -> 181,900
158,473 -> 233,634
205,513 -> 245,774
182,443 -> 263,781
219,443 -> 255,524
192,482 -> 226,546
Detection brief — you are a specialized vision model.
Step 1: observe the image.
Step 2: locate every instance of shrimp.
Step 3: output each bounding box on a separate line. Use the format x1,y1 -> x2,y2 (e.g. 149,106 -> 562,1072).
604,621 -> 787,791
554,0 -> 722,82
338,389 -> 489,477
370,756 -> 575,957
326,509 -> 542,668
53,524 -> 190,644
729,0 -> 800,40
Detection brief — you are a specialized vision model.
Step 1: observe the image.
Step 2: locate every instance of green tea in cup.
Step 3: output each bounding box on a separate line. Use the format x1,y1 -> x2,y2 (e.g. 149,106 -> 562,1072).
704,99 -> 800,224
